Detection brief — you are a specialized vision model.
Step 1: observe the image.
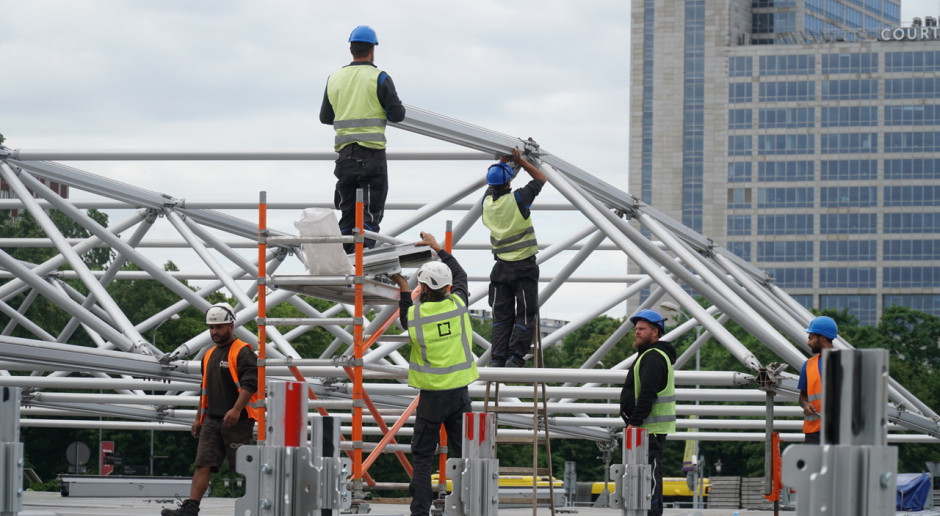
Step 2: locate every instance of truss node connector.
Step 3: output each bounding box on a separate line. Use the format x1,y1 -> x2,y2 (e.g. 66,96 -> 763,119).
154,405 -> 170,422
755,362 -> 788,394
332,356 -> 363,368
522,137 -> 541,158
0,146 -> 10,158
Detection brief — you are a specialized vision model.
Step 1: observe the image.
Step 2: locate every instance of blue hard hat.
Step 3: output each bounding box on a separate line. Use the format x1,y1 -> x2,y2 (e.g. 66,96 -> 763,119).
805,316 -> 838,339
630,309 -> 666,335
349,25 -> 378,45
486,163 -> 515,186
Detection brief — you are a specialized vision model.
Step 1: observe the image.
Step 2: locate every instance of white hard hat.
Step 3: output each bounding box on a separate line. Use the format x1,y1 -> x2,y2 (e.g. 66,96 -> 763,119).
416,261 -> 452,290
206,302 -> 236,325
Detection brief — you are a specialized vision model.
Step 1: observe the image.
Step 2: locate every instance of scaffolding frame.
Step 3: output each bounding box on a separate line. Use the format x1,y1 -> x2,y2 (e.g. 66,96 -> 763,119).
0,104 -> 937,478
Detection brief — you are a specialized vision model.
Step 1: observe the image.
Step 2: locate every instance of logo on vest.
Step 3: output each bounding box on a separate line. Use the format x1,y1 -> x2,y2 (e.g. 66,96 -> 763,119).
437,322 -> 452,337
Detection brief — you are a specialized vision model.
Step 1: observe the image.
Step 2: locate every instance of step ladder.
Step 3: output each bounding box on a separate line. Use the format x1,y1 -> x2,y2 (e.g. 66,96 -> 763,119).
482,317 -> 557,515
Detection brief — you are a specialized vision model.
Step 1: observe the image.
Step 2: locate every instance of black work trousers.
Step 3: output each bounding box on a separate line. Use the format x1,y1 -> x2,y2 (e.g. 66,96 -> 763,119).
333,143 -> 388,253
648,433 -> 667,516
409,387 -> 471,516
488,257 -> 539,366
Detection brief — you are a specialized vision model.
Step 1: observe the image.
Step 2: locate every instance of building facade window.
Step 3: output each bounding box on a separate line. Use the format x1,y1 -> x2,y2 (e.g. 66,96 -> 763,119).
820,159 -> 877,180
820,295 -> 877,325
884,213 -> 940,233
821,132 -> 877,153
727,215 -> 752,235
883,267 -> 940,288
820,213 -> 877,234
820,240 -> 877,260
727,241 -> 752,260
757,187 -> 814,208
729,82 -> 753,103
728,188 -> 752,208
758,214 -> 814,234
764,267 -> 813,288
729,56 -> 753,77
884,105 -> 940,126
883,185 -> 940,206
883,240 -> 940,260
758,161 -> 814,181
759,54 -> 815,75
728,135 -> 753,156
821,52 -> 878,73
757,240 -> 813,261
820,186 -> 877,206
884,51 -> 940,73
728,108 -> 753,129
820,79 -> 878,100
728,162 -> 752,182
759,107 -> 814,128
819,267 -> 877,287
758,134 -> 815,155
884,294 -> 940,316
884,131 -> 940,153
883,158 -> 940,179
821,106 -> 878,127
759,81 -> 815,102
884,78 -> 940,99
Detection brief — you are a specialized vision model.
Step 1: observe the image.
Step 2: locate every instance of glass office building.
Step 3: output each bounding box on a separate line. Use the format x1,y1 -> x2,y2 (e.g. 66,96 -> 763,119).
629,0 -> 940,324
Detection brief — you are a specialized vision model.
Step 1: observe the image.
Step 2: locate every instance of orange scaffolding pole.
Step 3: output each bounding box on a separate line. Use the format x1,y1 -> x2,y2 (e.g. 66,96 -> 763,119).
256,191 -> 268,442
351,190 -> 365,480
437,221 -> 454,493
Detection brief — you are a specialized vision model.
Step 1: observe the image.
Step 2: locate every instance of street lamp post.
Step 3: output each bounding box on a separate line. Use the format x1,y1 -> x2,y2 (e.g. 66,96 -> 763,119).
150,313 -> 180,476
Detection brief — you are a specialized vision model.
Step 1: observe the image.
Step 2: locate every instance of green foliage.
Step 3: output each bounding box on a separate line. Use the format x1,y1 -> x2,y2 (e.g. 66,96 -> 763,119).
0,133 -> 5,145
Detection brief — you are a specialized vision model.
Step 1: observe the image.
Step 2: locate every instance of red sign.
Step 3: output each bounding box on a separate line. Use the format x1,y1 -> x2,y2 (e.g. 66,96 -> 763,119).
100,441 -> 114,476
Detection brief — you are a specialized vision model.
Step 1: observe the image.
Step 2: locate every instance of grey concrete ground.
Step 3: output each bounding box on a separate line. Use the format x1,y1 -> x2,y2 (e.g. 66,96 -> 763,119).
20,491 -> 940,516
19,491 -> 781,516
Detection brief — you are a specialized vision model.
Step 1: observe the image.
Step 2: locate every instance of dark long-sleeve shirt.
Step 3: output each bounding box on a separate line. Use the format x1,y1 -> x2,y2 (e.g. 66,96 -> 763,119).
203,340 -> 258,420
619,340 -> 676,428
398,249 -> 468,330
483,178 -> 545,220
320,61 -> 406,125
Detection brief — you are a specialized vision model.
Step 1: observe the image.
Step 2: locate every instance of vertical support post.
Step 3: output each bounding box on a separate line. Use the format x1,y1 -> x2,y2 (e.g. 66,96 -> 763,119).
257,191 -> 268,442
0,386 -> 24,516
267,381 -> 308,448
610,427 -> 651,516
351,189 -> 365,481
443,412 -> 499,516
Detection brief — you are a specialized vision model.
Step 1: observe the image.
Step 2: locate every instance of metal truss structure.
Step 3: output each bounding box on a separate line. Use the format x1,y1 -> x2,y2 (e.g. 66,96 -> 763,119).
0,105 -> 938,458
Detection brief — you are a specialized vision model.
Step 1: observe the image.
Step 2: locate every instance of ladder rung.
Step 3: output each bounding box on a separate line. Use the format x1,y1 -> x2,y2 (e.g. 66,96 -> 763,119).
499,467 -> 552,476
496,436 -> 547,444
488,406 -> 538,414
499,496 -> 554,504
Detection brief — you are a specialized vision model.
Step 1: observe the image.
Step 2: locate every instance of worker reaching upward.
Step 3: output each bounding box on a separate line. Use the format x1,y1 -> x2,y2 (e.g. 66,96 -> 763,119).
481,147 -> 546,367
320,25 -> 405,253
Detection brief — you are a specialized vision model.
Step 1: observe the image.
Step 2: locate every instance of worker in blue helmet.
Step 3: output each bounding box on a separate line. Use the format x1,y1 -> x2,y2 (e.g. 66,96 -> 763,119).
621,308 -> 677,516
798,315 -> 837,444
320,25 -> 405,253
480,147 -> 547,367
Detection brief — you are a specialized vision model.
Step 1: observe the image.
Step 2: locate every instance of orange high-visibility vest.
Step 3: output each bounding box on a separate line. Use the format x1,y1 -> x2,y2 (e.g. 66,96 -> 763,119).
197,339 -> 263,423
803,354 -> 822,433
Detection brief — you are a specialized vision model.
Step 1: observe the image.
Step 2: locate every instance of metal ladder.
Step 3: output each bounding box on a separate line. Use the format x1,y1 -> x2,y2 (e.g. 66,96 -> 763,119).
482,317 -> 557,515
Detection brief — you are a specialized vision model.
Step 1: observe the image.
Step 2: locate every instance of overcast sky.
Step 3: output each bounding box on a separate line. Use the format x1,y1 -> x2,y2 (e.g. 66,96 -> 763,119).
1,1 -> 937,321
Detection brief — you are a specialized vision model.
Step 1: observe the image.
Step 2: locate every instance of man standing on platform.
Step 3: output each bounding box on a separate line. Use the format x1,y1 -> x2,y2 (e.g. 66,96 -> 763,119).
798,315 -> 838,444
321,25 -> 405,253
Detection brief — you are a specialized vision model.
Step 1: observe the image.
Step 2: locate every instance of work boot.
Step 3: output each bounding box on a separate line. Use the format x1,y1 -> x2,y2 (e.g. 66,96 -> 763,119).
161,498 -> 199,516
507,353 -> 526,367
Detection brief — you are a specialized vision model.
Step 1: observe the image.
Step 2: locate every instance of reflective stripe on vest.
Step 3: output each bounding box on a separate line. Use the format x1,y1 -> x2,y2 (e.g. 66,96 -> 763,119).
482,193 -> 538,261
327,65 -> 388,151
199,339 -> 264,423
803,354 -> 823,432
633,347 -> 676,433
407,294 -> 480,390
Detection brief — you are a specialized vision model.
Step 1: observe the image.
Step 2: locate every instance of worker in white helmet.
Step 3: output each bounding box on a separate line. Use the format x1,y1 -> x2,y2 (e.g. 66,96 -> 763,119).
162,303 -> 261,516
391,232 -> 479,516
